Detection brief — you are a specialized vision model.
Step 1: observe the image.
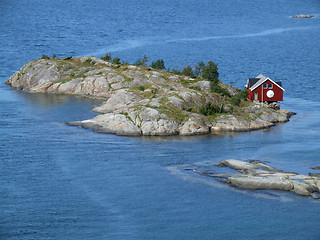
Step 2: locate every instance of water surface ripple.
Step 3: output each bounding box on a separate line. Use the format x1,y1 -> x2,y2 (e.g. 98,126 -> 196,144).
1,0 -> 320,239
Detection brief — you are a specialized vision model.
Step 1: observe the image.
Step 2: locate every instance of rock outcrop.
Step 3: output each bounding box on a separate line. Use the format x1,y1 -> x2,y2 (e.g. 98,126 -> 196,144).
6,57 -> 295,136
292,14 -> 314,18
191,159 -> 320,199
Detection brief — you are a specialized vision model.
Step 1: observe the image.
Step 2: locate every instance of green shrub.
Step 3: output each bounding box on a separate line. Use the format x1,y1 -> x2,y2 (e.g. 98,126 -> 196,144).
230,89 -> 248,106
239,88 -> 248,100
151,59 -> 165,70
134,55 -> 148,66
134,59 -> 143,66
210,81 -> 230,97
52,53 -> 56,59
185,106 -> 193,112
41,54 -> 50,59
202,61 -> 219,82
230,95 -> 241,106
181,65 -> 195,78
189,86 -> 201,91
85,58 -> 95,65
199,103 -> 220,116
101,53 -> 111,61
141,55 -> 148,66
168,60 -> 219,80
194,61 -> 205,77
138,86 -> 145,91
113,57 -> 121,64
171,68 -> 182,75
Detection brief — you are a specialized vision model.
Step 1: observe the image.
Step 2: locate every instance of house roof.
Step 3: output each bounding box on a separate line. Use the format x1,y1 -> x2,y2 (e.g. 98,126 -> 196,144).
247,74 -> 285,91
248,78 -> 260,88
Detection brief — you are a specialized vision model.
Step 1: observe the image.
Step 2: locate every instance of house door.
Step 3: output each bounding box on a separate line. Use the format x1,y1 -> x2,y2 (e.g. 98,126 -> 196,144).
254,92 -> 258,101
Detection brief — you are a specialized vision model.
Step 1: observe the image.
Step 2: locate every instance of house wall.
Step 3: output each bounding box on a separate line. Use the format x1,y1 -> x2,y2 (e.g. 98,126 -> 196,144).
252,80 -> 283,102
247,89 -> 254,100
247,79 -> 283,102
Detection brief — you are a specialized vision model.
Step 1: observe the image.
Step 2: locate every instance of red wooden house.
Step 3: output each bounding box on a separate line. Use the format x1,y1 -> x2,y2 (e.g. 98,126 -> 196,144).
246,74 -> 285,103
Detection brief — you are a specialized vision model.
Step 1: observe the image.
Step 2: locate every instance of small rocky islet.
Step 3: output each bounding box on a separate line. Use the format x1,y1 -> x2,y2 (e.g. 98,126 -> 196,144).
189,159 -> 320,199
292,14 -> 314,18
6,56 -> 295,136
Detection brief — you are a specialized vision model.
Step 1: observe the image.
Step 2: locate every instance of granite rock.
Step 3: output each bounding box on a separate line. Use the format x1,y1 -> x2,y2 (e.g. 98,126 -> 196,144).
6,57 -> 296,136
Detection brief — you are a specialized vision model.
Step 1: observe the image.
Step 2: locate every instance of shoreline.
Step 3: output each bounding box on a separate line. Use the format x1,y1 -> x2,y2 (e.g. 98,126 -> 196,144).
6,56 -> 295,136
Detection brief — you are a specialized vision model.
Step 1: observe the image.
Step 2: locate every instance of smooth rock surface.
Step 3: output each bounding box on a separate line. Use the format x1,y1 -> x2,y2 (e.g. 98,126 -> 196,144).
212,159 -> 320,199
68,113 -> 142,136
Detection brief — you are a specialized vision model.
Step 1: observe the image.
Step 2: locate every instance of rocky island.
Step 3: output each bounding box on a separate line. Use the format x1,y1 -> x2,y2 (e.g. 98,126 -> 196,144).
6,56 -> 295,136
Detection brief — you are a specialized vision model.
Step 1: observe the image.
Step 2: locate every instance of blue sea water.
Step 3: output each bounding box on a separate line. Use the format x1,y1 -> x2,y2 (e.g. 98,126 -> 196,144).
1,0 -> 320,239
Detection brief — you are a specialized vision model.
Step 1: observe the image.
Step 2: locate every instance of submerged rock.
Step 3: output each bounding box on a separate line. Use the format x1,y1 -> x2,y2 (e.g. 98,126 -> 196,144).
311,166 -> 320,170
292,14 -> 314,18
211,160 -> 320,199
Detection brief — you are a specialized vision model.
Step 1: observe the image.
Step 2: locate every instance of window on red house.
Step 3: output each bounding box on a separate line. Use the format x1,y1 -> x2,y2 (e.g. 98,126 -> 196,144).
268,84 -> 273,89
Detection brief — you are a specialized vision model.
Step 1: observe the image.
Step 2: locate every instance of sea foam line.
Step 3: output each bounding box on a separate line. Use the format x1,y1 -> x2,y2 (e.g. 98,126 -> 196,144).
85,26 -> 312,56
166,26 -> 312,43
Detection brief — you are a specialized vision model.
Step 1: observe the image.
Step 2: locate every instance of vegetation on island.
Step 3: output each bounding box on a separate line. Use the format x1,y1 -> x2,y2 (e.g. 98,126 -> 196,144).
101,52 -> 247,107
37,52 -> 249,123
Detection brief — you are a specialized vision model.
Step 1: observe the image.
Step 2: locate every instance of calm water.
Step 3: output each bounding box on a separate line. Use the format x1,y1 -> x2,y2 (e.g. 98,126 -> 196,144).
1,0 -> 320,239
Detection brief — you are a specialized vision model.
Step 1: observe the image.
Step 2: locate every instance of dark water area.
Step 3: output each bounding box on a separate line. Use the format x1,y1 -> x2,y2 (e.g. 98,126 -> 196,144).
1,0 -> 320,239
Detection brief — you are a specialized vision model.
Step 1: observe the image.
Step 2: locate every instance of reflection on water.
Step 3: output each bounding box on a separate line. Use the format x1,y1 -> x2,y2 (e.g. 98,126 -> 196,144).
15,90 -> 104,107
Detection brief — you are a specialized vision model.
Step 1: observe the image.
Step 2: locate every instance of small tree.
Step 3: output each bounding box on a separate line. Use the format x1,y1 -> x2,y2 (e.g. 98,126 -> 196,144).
134,58 -> 143,66
194,61 -> 205,77
134,55 -> 149,67
210,81 -> 230,97
151,59 -> 165,70
142,55 -> 148,67
181,65 -> 195,78
202,61 -> 219,82
171,68 -> 181,75
41,54 -> 50,59
112,57 -> 121,64
230,88 -> 248,106
101,53 -> 111,61
199,103 -> 221,116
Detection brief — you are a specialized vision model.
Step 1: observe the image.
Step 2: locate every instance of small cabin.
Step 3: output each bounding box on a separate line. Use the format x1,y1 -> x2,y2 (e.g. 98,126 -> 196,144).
246,74 -> 285,103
